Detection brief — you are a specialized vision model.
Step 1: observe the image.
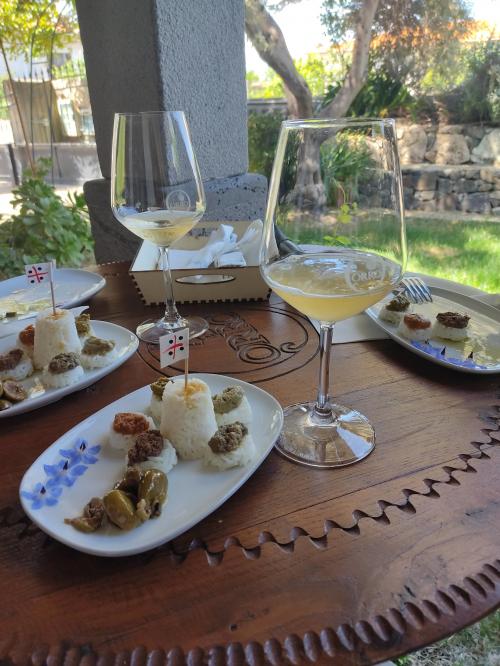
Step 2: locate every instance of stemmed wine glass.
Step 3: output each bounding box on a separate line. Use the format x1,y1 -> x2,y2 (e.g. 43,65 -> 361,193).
261,118 -> 407,468
111,110 -> 207,343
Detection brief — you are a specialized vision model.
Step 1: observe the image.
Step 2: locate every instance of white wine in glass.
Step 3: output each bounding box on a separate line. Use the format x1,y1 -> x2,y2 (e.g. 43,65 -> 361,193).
261,118 -> 407,468
111,111 -> 207,343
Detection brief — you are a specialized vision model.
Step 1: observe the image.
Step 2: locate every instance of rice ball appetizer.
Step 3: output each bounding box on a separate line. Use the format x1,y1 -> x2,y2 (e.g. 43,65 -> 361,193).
149,376 -> 171,424
80,336 -> 118,369
433,311 -> 470,341
397,313 -> 432,341
126,429 -> 177,475
0,347 -> 33,381
42,352 -> 84,388
17,324 -> 35,358
160,378 -> 218,460
75,312 -> 94,341
212,385 -> 252,428
33,308 -> 81,370
204,422 -> 256,470
108,412 -> 156,451
379,294 -> 411,325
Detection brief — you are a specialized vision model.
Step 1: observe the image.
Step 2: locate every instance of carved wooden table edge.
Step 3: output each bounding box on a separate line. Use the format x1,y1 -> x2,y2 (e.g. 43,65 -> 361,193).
2,262 -> 500,665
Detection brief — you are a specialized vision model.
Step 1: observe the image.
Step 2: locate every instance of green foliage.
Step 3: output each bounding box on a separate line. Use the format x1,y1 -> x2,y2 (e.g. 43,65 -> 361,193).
248,111 -> 283,180
320,135 -> 375,208
0,159 -> 94,279
435,40 -> 500,123
321,0 -> 472,89
323,69 -> 415,118
0,0 -> 78,59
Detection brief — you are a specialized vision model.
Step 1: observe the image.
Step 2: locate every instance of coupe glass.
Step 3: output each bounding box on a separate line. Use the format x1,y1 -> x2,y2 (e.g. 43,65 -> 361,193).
261,118 -> 407,468
111,111 -> 207,343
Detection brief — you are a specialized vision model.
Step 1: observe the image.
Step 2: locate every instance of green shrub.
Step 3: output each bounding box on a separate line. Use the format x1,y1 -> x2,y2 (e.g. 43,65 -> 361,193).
320,135 -> 375,207
248,111 -> 284,181
323,70 -> 416,118
0,158 -> 94,279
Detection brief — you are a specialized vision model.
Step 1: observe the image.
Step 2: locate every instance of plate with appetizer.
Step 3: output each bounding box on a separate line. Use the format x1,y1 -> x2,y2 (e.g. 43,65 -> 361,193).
0,268 -> 105,323
0,308 -> 138,416
19,373 -> 284,556
366,287 -> 500,374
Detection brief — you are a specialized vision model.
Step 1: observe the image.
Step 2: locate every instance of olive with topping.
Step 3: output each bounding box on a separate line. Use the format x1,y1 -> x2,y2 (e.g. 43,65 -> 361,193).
114,466 -> 142,494
209,422 -> 248,454
82,336 -> 115,356
212,386 -> 244,414
3,380 -> 27,402
137,469 -> 167,518
0,348 -> 24,371
385,294 -> 411,312
75,312 -> 92,336
48,352 -> 81,374
64,497 -> 106,533
127,429 -> 164,465
150,376 -> 171,398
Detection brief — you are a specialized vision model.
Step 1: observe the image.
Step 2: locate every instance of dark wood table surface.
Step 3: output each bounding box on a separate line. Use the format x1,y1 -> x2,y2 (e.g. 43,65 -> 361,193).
1,261 -> 500,666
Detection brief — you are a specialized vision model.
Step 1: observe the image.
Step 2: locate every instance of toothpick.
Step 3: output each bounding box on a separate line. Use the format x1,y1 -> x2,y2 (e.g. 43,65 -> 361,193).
49,262 -> 56,315
184,355 -> 189,391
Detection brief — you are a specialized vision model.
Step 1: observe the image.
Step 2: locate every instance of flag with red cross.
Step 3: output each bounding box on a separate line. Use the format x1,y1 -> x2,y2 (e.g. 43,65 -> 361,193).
159,328 -> 189,368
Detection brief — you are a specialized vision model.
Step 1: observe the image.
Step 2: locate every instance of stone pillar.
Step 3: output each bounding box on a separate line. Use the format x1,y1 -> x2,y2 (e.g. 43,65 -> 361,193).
75,0 -> 266,263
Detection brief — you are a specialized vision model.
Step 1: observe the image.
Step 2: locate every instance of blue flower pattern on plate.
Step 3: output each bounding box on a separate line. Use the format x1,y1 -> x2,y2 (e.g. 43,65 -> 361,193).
21,439 -> 101,510
411,341 -> 489,370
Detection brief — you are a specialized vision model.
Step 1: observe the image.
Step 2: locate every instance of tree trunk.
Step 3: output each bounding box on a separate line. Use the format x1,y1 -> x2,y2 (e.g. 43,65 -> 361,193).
244,0 -> 313,119
244,0 -> 380,207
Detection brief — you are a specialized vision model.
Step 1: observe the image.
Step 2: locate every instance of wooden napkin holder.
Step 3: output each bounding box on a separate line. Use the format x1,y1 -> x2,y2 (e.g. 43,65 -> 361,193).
130,220 -> 270,305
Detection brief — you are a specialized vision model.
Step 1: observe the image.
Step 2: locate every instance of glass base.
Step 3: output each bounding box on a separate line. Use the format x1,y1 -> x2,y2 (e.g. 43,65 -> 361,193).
136,316 -> 208,344
276,401 -> 375,468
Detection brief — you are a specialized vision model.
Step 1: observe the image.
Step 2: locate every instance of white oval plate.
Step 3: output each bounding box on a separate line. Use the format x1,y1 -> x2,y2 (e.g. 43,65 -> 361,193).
19,374 -> 284,557
366,286 -> 500,374
0,268 -> 106,320
0,321 -> 138,417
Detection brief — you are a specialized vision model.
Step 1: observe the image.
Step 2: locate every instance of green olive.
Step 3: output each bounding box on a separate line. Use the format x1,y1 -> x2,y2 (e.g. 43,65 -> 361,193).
103,489 -> 141,531
0,399 -> 12,411
114,467 -> 141,495
138,469 -> 167,518
3,380 -> 27,402
64,516 -> 100,533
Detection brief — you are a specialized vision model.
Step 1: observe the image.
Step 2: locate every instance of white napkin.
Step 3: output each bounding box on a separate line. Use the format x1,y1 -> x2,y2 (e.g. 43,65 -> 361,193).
167,221 -> 264,269
0,306 -> 89,339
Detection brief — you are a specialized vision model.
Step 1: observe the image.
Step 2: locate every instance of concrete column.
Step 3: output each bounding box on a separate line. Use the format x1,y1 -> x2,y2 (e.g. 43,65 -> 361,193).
75,0 -> 266,263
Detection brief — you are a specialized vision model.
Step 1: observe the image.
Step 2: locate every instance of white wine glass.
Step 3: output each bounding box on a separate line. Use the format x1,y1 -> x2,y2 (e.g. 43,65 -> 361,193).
261,118 -> 407,468
111,110 -> 207,343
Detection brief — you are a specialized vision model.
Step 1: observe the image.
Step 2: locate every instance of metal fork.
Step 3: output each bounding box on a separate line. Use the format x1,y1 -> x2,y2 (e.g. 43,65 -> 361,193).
397,276 -> 433,304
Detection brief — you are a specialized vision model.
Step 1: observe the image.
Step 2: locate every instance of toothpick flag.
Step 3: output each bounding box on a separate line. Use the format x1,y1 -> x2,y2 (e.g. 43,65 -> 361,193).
25,261 -> 54,285
25,260 -> 57,314
159,329 -> 189,368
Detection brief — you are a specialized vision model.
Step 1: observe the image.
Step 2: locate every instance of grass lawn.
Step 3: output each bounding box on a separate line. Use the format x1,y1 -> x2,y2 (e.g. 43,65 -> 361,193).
283,216 -> 500,293
395,608 -> 500,665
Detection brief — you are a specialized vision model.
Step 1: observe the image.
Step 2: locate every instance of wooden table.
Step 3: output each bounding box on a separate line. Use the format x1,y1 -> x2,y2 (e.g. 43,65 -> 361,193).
1,262 -> 500,666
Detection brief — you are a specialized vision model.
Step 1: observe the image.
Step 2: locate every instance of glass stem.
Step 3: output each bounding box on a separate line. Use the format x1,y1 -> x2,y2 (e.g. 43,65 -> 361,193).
160,246 -> 181,325
314,323 -> 334,419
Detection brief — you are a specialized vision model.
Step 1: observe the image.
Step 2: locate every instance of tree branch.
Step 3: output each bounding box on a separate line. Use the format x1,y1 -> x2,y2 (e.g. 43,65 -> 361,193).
244,0 -> 313,118
320,0 -> 380,119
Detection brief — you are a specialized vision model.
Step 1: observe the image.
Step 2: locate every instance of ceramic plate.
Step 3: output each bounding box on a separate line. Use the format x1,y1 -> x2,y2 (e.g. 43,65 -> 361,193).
0,269 -> 105,321
0,321 -> 138,417
366,286 -> 500,374
19,374 -> 284,557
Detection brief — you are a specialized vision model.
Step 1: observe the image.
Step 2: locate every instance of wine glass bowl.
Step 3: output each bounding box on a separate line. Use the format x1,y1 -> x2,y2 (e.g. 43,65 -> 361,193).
260,118 -> 407,468
111,110 -> 207,343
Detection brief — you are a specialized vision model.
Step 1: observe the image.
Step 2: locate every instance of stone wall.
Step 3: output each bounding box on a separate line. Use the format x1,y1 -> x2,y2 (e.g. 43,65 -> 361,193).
402,165 -> 500,215
397,121 -> 500,167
